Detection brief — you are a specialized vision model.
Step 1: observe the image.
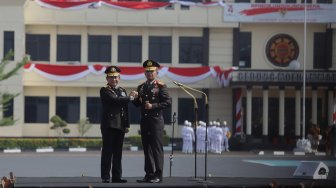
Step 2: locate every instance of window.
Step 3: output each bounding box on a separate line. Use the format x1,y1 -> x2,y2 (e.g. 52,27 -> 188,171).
149,36 -> 172,63
118,36 -> 142,63
270,0 -> 281,3
26,34 -> 50,61
2,96 -> 13,120
317,0 -> 332,3
178,98 -> 205,125
301,0 -> 312,3
313,32 -> 330,69
4,31 -> 14,60
56,97 -> 80,123
255,0 -> 266,2
238,32 -> 251,68
87,97 -> 101,124
285,0 -> 297,3
24,97 -> 49,123
57,35 -> 81,62
88,35 -> 111,62
179,37 -> 203,64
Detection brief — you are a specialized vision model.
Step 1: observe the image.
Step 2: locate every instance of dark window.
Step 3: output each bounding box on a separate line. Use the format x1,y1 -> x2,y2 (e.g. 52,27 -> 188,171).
26,34 -> 50,61
4,31 -> 14,60
88,35 -> 111,62
3,96 -> 13,120
57,35 -> 81,62
179,37 -> 203,64
87,97 -> 101,124
56,97 -> 80,123
285,0 -> 296,3
149,36 -> 172,63
118,36 -> 142,63
178,98 -> 205,125
255,0 -> 266,2
301,0 -> 312,3
270,0 -> 281,3
24,96 -> 49,123
316,0 -> 332,3
239,32 -> 251,68
313,32 -> 327,69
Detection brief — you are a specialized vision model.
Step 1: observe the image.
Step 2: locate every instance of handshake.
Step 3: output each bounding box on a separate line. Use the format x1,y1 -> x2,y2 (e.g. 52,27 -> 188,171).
129,91 -> 138,99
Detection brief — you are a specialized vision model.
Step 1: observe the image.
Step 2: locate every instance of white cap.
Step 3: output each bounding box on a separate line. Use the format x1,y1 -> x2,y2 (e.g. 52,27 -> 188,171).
184,120 -> 189,126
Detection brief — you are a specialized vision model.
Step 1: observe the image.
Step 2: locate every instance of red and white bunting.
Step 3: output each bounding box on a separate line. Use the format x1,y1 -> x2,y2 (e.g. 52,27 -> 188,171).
35,0 -> 225,10
24,63 -> 234,86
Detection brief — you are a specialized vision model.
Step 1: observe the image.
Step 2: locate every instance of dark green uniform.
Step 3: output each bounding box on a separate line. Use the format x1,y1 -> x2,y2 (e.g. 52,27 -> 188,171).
133,80 -> 171,181
100,85 -> 131,181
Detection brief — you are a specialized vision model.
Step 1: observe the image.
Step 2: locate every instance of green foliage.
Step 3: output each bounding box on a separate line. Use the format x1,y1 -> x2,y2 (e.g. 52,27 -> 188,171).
50,115 -> 70,136
126,135 -> 170,148
77,118 -> 92,137
0,50 -> 29,126
0,138 -> 102,149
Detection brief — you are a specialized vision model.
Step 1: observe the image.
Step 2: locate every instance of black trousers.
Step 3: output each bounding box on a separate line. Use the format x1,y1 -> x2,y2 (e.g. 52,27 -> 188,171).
100,128 -> 125,180
140,116 -> 164,179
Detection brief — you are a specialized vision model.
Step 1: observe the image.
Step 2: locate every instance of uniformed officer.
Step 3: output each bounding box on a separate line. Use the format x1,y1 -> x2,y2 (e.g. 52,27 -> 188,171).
133,60 -> 171,183
100,66 -> 137,183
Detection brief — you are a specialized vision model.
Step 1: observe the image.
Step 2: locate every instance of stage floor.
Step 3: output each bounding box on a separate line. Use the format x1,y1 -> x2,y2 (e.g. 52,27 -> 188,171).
14,176 -> 336,188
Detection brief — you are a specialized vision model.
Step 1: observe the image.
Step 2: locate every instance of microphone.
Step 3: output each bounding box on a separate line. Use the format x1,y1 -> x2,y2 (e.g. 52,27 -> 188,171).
173,81 -> 183,87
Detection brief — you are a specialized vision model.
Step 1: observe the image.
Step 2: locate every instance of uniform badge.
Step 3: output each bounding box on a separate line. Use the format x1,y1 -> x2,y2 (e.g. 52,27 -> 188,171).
121,92 -> 126,96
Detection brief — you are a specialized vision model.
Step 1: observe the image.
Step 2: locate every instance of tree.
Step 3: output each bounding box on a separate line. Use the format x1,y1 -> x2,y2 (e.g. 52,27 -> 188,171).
50,115 -> 70,137
77,117 -> 92,137
0,50 -> 29,126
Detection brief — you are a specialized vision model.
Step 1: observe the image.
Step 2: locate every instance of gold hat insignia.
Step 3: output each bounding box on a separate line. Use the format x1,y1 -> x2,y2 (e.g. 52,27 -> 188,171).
148,61 -> 152,66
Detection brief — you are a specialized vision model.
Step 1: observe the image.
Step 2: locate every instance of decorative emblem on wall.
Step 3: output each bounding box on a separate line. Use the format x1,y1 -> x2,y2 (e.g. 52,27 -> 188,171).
265,34 -> 299,67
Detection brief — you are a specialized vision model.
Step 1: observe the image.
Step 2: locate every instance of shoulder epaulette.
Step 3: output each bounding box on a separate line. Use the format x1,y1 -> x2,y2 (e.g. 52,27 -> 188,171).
156,80 -> 165,86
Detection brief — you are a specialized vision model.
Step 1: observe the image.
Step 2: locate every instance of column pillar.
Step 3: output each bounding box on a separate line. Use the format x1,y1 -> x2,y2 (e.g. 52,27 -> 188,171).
295,87 -> 301,138
262,87 -> 269,143
312,87 -> 317,124
246,86 -> 252,142
328,89 -> 334,126
279,87 -> 285,143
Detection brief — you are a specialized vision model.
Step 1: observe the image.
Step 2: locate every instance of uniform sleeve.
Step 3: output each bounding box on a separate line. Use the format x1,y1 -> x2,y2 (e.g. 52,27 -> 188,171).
152,84 -> 171,110
132,85 -> 142,107
100,87 -> 131,105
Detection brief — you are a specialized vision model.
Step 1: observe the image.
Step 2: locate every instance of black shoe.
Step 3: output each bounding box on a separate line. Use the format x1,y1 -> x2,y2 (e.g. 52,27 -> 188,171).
111,178 -> 127,183
149,177 -> 162,183
102,179 -> 110,183
136,176 -> 150,183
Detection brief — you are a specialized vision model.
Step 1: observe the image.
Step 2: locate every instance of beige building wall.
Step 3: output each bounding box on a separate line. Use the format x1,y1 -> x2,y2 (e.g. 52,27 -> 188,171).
0,0 -> 334,138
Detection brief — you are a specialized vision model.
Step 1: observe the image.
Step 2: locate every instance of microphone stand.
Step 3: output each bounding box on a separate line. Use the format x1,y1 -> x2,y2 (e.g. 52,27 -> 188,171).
179,85 -> 211,183
177,84 -> 201,181
169,112 -> 177,177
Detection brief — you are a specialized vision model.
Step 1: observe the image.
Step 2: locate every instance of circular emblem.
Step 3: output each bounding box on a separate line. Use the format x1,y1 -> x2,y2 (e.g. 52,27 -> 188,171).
265,34 -> 299,67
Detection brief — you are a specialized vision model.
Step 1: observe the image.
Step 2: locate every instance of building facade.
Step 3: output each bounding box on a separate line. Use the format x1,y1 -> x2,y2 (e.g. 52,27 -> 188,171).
0,0 -> 335,145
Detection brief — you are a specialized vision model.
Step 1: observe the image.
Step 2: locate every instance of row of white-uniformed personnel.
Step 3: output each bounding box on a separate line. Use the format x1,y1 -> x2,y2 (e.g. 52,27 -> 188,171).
181,120 -> 231,154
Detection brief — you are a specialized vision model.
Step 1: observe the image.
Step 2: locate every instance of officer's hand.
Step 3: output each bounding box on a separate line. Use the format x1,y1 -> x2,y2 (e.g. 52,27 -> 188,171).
144,102 -> 152,109
125,128 -> 129,133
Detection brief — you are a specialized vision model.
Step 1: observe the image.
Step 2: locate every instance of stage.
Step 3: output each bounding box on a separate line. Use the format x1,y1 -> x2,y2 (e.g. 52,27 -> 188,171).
13,176 -> 336,188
